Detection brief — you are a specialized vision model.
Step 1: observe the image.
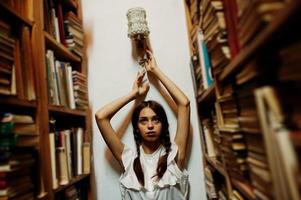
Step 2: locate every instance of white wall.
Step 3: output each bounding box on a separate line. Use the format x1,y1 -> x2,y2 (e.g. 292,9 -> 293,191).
82,0 -> 206,199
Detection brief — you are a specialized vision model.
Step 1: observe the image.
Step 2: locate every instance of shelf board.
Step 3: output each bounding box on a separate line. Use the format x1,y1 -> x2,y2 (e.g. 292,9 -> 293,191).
36,192 -> 49,200
48,105 -> 87,116
219,0 -> 301,82
0,2 -> 33,27
44,31 -> 81,62
232,179 -> 255,200
197,83 -> 215,104
218,127 -> 241,133
53,174 -> 89,194
204,154 -> 227,177
0,96 -> 37,108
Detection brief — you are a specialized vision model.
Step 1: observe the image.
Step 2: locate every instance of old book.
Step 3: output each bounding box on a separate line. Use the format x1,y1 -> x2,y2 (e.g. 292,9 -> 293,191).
255,86 -> 300,200
202,119 -> 216,157
1,113 -> 34,124
20,26 -> 36,100
82,142 -> 91,174
49,133 -> 58,189
56,147 -> 69,185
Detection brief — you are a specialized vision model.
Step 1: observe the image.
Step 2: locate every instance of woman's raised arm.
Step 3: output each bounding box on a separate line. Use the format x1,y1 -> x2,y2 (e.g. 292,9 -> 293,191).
145,50 -> 190,169
95,72 -> 149,167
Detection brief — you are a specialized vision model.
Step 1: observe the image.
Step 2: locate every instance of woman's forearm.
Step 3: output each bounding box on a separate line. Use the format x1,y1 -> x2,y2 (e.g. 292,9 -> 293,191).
95,90 -> 138,121
151,67 -> 190,107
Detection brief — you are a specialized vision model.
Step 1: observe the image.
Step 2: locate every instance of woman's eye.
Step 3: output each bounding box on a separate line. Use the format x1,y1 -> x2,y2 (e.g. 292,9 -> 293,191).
152,118 -> 160,124
139,119 -> 147,124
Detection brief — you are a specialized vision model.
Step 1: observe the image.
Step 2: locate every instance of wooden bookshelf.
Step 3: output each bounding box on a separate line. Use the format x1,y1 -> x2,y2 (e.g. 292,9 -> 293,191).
48,105 -> 87,116
232,180 -> 255,200
197,83 -> 215,104
204,155 -> 227,177
53,174 -> 90,194
0,96 -> 36,108
0,0 -> 92,199
185,0 -> 301,199
0,2 -> 33,26
44,32 -> 81,63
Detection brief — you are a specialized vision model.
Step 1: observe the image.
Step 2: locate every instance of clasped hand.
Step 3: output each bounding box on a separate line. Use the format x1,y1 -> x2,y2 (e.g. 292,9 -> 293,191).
133,70 -> 149,97
132,50 -> 159,97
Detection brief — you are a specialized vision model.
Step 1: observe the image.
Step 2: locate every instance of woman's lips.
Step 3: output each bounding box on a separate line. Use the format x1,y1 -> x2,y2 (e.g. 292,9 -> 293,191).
146,131 -> 156,136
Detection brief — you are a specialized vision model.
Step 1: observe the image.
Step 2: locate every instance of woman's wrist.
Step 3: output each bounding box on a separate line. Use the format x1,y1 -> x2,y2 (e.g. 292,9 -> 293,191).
149,66 -> 160,75
130,89 -> 139,100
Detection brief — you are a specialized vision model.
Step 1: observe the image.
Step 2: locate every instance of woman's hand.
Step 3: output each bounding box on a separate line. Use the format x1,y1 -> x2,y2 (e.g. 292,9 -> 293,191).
132,71 -> 149,97
145,50 -> 158,73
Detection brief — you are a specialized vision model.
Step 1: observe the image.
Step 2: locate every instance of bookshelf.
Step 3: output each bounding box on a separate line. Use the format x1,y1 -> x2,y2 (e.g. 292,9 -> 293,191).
185,0 -> 301,199
0,0 -> 92,199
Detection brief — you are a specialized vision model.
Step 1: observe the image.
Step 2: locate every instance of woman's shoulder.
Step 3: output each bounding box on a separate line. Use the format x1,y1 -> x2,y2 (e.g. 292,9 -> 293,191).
121,144 -> 137,169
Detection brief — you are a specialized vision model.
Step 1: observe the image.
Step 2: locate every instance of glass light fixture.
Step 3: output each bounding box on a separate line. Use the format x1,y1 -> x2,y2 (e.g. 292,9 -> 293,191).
127,7 -> 150,67
127,7 -> 150,39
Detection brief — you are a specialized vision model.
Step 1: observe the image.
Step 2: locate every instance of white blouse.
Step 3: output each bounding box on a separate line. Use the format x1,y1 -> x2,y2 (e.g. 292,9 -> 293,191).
119,143 -> 189,200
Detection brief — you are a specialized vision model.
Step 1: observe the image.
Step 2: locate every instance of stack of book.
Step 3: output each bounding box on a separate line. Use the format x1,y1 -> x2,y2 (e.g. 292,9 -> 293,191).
64,11 -> 84,57
200,0 -> 230,76
234,63 -> 272,199
0,113 -> 37,199
72,71 -> 88,110
0,113 -> 38,147
0,18 -> 35,100
204,165 -> 228,200
236,0 -> 285,47
189,0 -> 200,27
217,85 -> 249,182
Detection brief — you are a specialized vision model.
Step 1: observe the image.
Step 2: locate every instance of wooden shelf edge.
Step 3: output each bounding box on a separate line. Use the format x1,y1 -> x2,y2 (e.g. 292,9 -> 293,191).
53,174 -> 90,193
48,105 -> 87,116
0,96 -> 37,108
0,2 -> 33,27
204,154 -> 227,177
197,83 -> 215,103
36,193 -> 49,200
44,31 -> 81,62
219,0 -> 301,81
232,179 -> 255,200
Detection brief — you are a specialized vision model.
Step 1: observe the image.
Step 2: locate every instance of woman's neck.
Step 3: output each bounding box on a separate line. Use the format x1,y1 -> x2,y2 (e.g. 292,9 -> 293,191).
141,142 -> 161,154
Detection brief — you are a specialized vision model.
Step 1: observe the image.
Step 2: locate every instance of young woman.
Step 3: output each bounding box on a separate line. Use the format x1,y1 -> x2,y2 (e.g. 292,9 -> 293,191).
95,50 -> 190,199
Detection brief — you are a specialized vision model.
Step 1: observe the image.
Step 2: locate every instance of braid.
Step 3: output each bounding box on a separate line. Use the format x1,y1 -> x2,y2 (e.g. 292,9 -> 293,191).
133,130 -> 145,186
156,130 -> 171,179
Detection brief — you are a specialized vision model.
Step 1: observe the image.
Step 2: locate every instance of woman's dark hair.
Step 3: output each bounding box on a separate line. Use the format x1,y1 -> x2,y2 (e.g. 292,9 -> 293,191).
131,100 -> 171,186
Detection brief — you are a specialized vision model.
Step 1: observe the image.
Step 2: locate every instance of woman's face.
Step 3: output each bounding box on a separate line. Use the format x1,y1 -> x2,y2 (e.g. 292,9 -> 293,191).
137,107 -> 162,143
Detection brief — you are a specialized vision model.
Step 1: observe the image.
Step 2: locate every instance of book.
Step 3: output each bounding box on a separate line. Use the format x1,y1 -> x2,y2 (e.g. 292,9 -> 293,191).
255,86 -> 300,200
49,132 -> 58,189
82,142 -> 90,174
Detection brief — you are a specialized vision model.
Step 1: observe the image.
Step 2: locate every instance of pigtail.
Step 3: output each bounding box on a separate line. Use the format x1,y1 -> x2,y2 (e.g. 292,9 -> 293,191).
156,130 -> 171,179
133,130 -> 145,186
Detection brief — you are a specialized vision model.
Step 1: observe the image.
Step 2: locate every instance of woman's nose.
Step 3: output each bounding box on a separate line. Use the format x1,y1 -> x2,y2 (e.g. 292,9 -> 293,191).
147,120 -> 154,128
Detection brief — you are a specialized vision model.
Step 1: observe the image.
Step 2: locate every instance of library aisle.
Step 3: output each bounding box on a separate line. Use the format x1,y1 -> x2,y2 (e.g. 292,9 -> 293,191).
2,0 -> 301,199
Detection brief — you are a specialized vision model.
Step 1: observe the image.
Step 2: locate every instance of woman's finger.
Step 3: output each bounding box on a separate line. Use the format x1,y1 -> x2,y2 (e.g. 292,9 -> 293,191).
146,50 -> 153,59
137,71 -> 145,82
